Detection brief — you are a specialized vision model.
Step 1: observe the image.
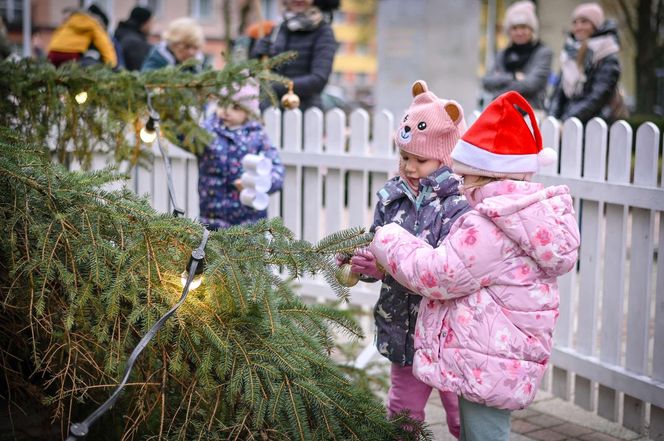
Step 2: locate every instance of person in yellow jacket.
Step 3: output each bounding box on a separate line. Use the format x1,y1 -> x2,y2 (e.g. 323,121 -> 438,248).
47,4 -> 117,68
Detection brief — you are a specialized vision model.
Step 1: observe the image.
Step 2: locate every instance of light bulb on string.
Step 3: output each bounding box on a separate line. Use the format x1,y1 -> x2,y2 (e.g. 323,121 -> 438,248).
140,111 -> 159,144
180,270 -> 203,291
139,126 -> 157,143
180,250 -> 206,292
75,91 -> 88,104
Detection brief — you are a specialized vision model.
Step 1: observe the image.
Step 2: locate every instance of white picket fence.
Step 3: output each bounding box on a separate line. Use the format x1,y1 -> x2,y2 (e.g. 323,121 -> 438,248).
115,107 -> 664,438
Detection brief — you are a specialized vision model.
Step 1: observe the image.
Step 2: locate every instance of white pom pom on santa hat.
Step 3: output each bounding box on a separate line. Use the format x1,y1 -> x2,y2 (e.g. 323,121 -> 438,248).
538,147 -> 557,166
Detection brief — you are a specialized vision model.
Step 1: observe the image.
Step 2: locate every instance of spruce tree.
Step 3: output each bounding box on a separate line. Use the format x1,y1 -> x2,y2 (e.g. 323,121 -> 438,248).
0,59 -> 431,440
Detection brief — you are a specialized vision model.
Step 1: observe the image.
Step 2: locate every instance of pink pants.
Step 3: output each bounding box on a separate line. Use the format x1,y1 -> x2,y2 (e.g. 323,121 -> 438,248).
388,363 -> 460,439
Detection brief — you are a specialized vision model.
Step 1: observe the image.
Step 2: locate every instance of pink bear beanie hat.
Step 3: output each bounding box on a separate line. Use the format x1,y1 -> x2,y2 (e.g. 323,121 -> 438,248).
395,80 -> 467,165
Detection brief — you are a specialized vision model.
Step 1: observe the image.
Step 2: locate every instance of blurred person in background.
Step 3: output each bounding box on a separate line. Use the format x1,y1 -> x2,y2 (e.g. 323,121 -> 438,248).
0,17 -> 11,60
141,17 -> 206,72
250,0 -> 338,111
548,2 -> 623,123
114,6 -> 153,71
46,4 -> 117,68
482,1 -> 552,114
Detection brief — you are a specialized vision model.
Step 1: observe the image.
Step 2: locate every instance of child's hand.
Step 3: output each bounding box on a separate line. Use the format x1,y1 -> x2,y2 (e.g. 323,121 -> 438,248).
234,179 -> 244,191
335,253 -> 349,267
350,248 -> 384,280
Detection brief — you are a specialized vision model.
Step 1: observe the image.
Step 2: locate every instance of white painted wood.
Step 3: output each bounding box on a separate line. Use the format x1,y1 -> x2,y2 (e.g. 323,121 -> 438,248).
625,124 -> 659,374
552,347 -> 664,408
655,213 -> 664,383
347,109 -> 370,229
302,108 -> 323,243
324,109 -> 346,234
264,107 -> 282,219
597,121 -> 632,423
622,123 -> 659,434
576,118 -> 607,356
186,158 -> 199,219
281,109 -> 303,237
538,117 -> 560,176
574,118 -> 607,411
370,110 -> 394,216
554,118 -> 583,348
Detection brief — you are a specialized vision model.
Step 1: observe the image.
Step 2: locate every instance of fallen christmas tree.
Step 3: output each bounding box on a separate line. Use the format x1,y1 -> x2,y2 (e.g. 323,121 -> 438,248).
0,132 -> 431,440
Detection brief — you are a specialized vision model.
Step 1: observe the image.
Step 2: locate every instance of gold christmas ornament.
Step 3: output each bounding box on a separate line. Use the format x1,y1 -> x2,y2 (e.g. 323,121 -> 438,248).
335,263 -> 360,287
280,81 -> 300,109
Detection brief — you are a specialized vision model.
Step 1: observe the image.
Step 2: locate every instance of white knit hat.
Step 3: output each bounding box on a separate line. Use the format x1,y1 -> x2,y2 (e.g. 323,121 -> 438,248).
504,1 -> 539,36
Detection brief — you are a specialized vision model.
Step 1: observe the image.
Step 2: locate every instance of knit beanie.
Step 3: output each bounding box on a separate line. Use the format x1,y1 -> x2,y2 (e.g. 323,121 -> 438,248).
222,79 -> 260,116
87,4 -> 109,29
504,1 -> 539,36
451,91 -> 557,180
129,6 -> 153,27
572,2 -> 605,29
395,80 -> 467,165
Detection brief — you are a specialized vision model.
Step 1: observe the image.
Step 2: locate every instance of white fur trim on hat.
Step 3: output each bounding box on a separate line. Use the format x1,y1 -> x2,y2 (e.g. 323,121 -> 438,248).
451,138 -> 539,173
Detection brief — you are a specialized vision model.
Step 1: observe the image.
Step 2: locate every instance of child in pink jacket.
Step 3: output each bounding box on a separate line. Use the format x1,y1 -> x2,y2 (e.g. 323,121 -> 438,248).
368,91 -> 580,441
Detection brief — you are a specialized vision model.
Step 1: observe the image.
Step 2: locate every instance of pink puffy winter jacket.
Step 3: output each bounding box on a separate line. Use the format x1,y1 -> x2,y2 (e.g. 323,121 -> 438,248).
369,180 -> 580,410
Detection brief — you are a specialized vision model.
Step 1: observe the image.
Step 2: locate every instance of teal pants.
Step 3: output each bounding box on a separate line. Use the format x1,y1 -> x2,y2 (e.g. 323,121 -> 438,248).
459,396 -> 511,441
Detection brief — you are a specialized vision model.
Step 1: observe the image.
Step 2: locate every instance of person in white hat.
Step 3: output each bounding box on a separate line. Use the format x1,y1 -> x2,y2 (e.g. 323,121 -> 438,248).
367,91 -> 580,441
548,2 -> 625,123
482,1 -> 552,111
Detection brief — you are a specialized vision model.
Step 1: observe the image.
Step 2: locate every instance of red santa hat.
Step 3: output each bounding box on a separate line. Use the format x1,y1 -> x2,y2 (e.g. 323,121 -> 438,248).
451,91 -> 556,180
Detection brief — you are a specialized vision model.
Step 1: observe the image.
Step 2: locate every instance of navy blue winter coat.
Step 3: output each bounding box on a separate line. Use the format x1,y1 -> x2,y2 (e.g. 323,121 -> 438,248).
198,117 -> 284,230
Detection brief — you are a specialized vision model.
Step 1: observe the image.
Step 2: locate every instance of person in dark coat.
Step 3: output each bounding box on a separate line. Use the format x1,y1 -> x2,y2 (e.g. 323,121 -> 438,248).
250,0 -> 338,111
482,1 -> 552,112
114,6 -> 153,71
548,2 -> 622,123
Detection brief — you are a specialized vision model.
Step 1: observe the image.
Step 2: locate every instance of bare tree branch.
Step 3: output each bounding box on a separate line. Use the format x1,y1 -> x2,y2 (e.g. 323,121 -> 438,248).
617,0 -> 637,38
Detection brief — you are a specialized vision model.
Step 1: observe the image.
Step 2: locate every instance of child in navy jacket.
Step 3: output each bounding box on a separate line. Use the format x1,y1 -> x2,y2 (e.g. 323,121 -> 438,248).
198,81 -> 284,229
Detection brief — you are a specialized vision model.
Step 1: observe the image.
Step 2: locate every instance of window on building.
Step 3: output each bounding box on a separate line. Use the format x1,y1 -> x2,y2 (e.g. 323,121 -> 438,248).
190,0 -> 213,20
0,0 -> 23,26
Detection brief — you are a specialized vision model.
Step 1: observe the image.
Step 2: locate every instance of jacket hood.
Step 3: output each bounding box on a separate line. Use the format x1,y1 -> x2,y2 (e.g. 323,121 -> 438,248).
469,180 -> 580,277
380,166 -> 462,205
114,20 -> 145,40
66,12 -> 102,33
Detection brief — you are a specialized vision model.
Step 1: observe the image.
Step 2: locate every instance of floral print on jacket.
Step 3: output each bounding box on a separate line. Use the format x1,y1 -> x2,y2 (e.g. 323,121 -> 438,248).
369,167 -> 469,366
369,180 -> 580,410
198,117 -> 284,230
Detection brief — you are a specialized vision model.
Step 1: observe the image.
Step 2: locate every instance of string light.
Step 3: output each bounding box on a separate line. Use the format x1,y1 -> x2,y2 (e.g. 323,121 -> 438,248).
74,91 -> 88,104
139,111 -> 159,144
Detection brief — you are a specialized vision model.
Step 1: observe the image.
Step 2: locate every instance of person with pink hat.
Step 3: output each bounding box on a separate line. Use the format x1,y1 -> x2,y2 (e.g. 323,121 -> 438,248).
367,91 -> 580,440
197,79 -> 284,229
548,2 -> 625,123
482,1 -> 552,111
338,80 -> 469,438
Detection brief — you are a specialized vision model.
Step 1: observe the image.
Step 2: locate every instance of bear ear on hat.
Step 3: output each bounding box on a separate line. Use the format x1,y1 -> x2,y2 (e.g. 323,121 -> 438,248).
411,80 -> 428,97
444,101 -> 464,125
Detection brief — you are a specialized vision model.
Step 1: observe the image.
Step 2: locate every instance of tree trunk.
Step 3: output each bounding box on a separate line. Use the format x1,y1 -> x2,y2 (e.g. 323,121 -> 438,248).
634,0 -> 657,113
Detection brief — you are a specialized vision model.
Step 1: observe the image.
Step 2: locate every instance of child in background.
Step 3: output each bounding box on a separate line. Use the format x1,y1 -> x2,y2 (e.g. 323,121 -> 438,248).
347,80 -> 469,438
368,91 -> 580,441
198,80 -> 284,230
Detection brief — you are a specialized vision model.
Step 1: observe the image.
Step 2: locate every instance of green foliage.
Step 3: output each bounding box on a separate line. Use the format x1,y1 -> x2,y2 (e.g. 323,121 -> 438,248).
0,133 -> 428,440
0,55 -> 292,168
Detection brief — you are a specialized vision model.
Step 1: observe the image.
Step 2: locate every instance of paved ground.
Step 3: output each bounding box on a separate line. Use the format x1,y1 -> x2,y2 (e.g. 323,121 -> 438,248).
421,389 -> 653,441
